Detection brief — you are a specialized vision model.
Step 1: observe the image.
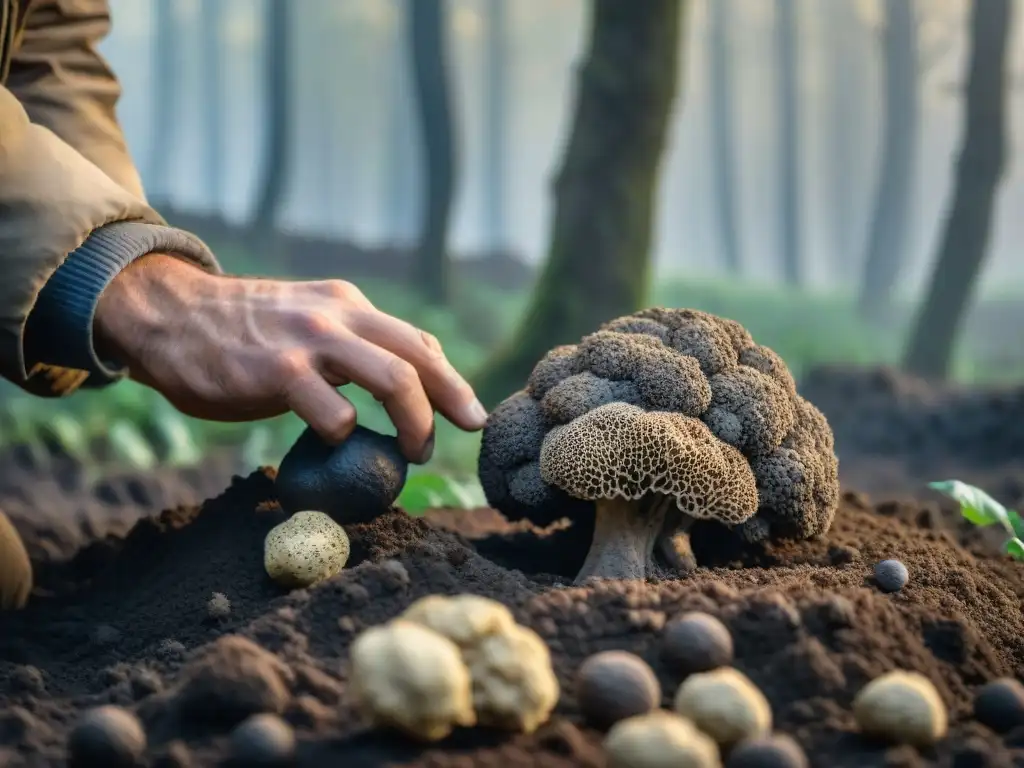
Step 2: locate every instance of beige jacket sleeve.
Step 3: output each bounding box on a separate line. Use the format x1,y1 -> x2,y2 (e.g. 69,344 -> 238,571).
0,0 -> 218,397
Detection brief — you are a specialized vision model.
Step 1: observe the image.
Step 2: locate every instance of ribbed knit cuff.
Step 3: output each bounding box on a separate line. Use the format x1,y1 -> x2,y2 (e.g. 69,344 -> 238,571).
24,220 -> 222,387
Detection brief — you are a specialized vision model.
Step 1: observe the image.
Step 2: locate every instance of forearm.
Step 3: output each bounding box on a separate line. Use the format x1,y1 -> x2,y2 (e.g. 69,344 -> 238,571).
1,0 -> 222,396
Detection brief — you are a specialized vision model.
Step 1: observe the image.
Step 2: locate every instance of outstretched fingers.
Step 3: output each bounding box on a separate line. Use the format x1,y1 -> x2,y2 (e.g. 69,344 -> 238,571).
316,332 -> 437,463
282,364 -> 358,445
345,310 -> 487,431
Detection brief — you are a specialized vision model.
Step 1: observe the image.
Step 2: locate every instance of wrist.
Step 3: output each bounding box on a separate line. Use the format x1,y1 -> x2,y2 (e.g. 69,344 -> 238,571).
93,252 -> 203,369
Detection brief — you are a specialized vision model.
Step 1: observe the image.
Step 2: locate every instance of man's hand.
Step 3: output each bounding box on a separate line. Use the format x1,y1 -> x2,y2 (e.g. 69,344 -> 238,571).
93,254 -> 488,464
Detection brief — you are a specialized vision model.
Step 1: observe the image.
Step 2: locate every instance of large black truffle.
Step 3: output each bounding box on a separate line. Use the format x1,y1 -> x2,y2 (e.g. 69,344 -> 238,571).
275,426 -> 408,524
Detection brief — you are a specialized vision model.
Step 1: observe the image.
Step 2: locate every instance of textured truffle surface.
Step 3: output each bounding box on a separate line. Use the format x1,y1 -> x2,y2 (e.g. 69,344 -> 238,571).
479,307 -> 839,540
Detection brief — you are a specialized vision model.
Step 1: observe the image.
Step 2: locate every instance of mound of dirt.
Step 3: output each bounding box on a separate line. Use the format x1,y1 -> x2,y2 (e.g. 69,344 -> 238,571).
2,465 -> 1024,767
802,365 -> 1024,466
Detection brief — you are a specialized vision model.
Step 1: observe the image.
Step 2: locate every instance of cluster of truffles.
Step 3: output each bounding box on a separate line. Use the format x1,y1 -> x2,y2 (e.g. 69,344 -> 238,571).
349,594 -> 560,741
479,308 -> 840,583
568,611 -> 980,767
574,611 -> 787,768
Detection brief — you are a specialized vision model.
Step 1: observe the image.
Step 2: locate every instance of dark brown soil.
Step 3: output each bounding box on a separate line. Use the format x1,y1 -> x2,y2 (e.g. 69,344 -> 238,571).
2,367 -> 1024,767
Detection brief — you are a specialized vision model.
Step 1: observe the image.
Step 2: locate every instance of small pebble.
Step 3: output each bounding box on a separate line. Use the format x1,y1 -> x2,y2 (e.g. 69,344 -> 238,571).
575,650 -> 661,730
207,592 -> 232,620
67,705 -> 147,768
229,713 -> 296,765
727,734 -> 809,768
662,612 -> 734,674
873,560 -> 908,593
974,678 -> 1024,733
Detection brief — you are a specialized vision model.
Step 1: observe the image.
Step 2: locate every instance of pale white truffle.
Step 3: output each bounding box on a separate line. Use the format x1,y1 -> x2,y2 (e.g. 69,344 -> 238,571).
263,511 -> 350,589
349,619 -> 476,741
853,670 -> 947,746
673,667 -> 771,747
400,594 -> 560,733
604,710 -> 721,768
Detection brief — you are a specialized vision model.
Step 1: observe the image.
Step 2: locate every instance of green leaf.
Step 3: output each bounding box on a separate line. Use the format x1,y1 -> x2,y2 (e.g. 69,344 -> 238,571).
151,412 -> 203,467
1005,538 -> 1024,561
928,480 -> 1013,534
398,473 -> 454,513
241,426 -> 276,469
1009,510 -> 1024,540
108,420 -> 157,471
43,413 -> 90,463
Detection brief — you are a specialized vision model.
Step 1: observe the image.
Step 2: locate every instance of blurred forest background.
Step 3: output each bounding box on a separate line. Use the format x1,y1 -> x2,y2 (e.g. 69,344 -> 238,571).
1,0 -> 1022,495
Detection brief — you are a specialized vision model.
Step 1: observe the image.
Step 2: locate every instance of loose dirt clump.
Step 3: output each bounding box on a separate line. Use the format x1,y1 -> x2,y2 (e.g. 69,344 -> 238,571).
0,461 -> 1019,766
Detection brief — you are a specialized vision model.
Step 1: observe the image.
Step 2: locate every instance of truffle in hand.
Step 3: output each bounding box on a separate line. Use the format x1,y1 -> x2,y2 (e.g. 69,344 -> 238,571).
275,425 -> 408,524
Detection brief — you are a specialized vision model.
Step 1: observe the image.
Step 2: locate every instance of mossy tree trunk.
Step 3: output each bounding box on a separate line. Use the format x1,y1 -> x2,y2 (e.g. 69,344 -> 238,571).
473,0 -> 685,408
708,0 -> 741,274
775,0 -> 802,286
857,0 -> 919,323
902,0 -> 1011,379
252,0 -> 291,233
409,0 -> 457,306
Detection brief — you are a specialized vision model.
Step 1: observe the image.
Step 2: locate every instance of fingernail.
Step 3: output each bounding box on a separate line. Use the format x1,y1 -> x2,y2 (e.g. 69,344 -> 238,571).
467,398 -> 488,426
417,426 -> 436,464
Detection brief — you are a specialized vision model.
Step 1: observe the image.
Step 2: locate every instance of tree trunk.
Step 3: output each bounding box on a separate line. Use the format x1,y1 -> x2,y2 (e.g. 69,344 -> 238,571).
384,0 -> 418,244
251,0 -> 291,232
825,0 -> 871,284
148,0 -> 177,203
902,0 -> 1011,379
198,0 -> 224,214
775,0 -> 801,285
708,0 -> 740,274
857,0 -> 919,322
483,0 -> 508,253
473,0 -> 685,408
408,0 -> 457,305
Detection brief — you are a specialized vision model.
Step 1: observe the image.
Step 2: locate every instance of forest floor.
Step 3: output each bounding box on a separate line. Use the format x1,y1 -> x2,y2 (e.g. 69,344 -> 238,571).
2,366 -> 1024,767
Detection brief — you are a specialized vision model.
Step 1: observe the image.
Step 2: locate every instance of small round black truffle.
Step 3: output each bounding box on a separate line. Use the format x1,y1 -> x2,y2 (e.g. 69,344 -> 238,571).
275,425 -> 409,523
727,734 -> 809,768
874,559 -> 909,593
575,650 -> 661,730
662,612 -> 734,675
67,706 -> 147,768
974,678 -> 1024,733
229,713 -> 296,765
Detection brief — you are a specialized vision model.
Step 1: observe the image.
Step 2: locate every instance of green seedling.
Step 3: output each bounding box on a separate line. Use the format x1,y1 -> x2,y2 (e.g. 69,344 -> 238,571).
398,472 -> 486,515
108,420 -> 158,471
928,480 -> 1024,561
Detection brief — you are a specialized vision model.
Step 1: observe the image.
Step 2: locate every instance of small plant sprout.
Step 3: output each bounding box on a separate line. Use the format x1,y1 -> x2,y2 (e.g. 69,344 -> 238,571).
928,480 -> 1024,561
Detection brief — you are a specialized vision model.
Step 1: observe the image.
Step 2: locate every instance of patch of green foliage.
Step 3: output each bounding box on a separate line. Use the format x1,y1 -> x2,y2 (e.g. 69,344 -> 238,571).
928,479 -> 1024,561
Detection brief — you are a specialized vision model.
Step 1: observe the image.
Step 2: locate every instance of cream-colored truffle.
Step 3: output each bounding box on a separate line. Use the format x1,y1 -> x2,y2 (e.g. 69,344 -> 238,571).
349,620 -> 476,741
263,511 -> 350,588
853,670 -> 947,746
400,594 -> 559,733
401,594 -> 517,646
604,711 -> 721,768
673,667 -> 771,747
